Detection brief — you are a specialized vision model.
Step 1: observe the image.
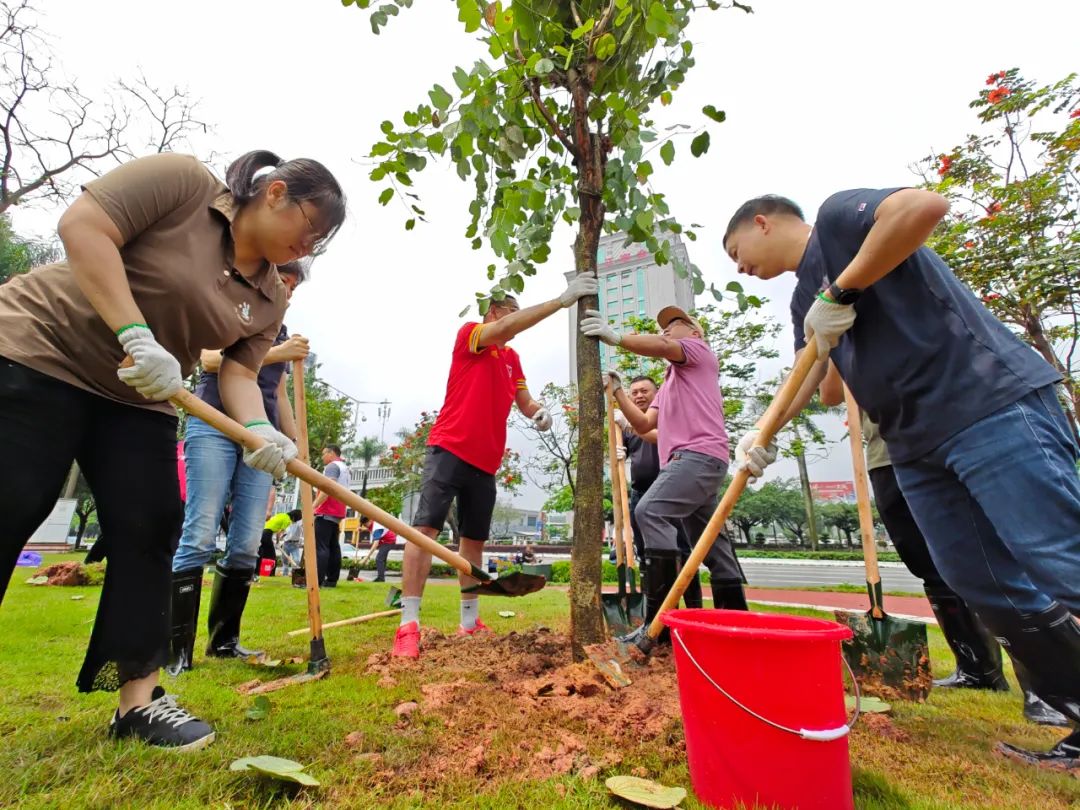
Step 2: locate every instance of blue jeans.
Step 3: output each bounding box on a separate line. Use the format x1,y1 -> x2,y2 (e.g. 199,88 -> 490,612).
172,415 -> 274,572
893,386 -> 1080,617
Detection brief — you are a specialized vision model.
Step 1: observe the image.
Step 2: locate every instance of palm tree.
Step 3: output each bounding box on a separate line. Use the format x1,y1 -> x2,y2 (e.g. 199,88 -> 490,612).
353,436 -> 386,497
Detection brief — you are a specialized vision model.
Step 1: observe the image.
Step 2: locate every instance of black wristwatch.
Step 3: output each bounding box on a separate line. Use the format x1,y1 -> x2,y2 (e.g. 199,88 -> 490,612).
827,281 -> 862,305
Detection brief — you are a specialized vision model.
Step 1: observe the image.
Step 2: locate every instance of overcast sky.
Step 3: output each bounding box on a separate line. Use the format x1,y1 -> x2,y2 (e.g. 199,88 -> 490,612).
15,0 -> 1080,508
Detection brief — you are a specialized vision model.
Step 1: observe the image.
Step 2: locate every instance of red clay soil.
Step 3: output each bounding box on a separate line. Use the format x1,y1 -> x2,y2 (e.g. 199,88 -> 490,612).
359,627 -> 685,790
37,562 -> 90,586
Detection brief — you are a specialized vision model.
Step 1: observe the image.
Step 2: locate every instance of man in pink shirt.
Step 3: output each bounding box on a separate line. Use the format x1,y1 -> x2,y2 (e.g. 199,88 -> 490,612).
581,305 -> 747,648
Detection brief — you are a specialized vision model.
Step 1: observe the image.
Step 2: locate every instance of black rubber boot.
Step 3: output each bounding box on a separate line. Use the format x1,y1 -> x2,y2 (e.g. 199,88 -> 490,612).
711,579 -> 750,611
166,567 -> 203,676
925,584 -> 1009,690
619,548 -> 679,653
1012,658 -> 1071,727
680,556 -> 703,609
981,602 -> 1080,771
205,563 -> 264,659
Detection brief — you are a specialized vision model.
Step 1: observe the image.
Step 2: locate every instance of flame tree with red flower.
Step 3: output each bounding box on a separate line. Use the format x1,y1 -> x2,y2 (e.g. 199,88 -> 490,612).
917,68 -> 1080,437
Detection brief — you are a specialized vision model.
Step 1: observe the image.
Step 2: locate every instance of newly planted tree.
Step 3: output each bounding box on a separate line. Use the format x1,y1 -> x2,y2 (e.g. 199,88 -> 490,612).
337,0 -> 751,653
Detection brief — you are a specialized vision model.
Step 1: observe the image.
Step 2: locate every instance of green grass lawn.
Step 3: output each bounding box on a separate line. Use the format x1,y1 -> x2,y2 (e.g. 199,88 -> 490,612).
1,555 -> 1078,809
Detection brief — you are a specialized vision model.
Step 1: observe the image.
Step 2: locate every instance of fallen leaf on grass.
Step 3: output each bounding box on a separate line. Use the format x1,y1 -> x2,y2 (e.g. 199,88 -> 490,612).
344,731 -> 364,748
606,775 -> 686,808
246,654 -> 282,668
25,576 -> 48,585
246,696 -> 271,721
229,755 -> 319,786
847,695 -> 891,714
498,611 -> 516,618
70,595 -> 85,600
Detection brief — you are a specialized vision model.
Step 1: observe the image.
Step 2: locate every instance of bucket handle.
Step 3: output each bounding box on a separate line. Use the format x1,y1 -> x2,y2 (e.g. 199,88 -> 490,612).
671,627 -> 861,743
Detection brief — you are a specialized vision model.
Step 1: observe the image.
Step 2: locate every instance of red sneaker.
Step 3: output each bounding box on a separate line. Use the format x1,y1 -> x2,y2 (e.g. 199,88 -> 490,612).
457,618 -> 491,637
392,621 -> 420,658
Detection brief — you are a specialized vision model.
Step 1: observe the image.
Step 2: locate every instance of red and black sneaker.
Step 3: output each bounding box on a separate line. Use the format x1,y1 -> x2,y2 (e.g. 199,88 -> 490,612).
457,618 -> 491,637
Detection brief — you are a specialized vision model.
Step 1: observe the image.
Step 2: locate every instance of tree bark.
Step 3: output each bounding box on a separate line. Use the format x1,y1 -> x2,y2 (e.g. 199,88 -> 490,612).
1022,306 -> 1080,444
566,70 -> 607,660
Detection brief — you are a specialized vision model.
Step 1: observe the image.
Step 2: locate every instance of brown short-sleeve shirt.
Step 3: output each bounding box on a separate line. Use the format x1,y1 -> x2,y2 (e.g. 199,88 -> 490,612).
0,153 -> 287,413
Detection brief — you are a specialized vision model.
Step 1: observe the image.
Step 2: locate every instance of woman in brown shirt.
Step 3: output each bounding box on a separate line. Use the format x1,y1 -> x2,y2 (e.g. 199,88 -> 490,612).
0,149 -> 345,750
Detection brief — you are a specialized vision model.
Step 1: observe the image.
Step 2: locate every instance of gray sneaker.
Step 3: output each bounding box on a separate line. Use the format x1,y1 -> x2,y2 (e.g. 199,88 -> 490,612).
109,686 -> 215,751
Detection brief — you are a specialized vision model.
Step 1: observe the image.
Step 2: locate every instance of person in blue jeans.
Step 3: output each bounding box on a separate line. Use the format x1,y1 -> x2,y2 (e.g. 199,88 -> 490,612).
168,262 -> 310,674
723,188 -> 1080,771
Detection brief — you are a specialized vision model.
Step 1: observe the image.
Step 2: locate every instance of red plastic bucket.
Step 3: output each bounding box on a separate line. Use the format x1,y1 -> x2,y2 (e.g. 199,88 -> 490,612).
258,558 -> 276,577
661,609 -> 855,810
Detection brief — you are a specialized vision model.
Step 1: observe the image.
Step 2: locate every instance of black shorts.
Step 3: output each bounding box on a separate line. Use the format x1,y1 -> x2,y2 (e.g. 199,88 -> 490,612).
413,446 -> 497,541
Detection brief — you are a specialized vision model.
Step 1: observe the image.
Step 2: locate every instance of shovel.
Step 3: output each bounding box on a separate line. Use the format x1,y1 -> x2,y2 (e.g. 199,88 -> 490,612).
601,391 -> 644,635
614,423 -> 644,620
585,342 -> 823,687
139,362 -> 546,599
834,385 -> 932,702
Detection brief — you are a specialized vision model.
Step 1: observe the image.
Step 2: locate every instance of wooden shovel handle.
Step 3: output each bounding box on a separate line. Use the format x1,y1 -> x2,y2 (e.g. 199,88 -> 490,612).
605,390 -> 626,570
291,360 -> 324,637
167,385 -> 484,581
613,427 -> 636,569
646,342 -> 822,639
843,384 -> 884,618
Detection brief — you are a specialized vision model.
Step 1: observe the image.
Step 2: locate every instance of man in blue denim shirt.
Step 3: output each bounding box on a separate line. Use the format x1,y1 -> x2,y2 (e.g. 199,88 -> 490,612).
723,188 -> 1080,770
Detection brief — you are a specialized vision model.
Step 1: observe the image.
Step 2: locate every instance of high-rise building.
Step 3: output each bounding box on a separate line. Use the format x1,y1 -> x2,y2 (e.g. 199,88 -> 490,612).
567,231 -> 694,378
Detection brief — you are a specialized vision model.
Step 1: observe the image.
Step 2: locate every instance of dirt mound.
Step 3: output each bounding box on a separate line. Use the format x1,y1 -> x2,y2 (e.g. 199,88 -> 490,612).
361,628 -> 683,788
36,562 -> 90,586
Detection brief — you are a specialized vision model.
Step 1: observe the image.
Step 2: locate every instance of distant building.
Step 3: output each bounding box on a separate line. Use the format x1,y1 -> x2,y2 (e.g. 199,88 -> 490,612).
568,230 -> 694,378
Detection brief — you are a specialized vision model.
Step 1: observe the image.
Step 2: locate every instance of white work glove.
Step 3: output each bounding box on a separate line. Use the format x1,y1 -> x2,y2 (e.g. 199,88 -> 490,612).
116,325 -> 184,401
605,370 -> 623,393
733,429 -> 778,480
532,406 -> 552,431
803,295 -> 857,357
613,409 -> 629,430
580,310 -> 623,346
616,445 -> 626,461
243,421 -> 299,479
558,274 -> 599,308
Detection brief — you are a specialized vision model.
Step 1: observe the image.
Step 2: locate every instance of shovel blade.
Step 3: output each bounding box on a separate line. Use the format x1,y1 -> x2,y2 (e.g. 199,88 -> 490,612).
602,596 -> 634,637
835,609 -> 932,702
461,571 -> 546,597
583,640 -> 634,688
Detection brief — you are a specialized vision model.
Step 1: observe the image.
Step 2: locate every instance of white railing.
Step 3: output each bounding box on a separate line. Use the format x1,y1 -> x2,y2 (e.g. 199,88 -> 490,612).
348,464 -> 394,490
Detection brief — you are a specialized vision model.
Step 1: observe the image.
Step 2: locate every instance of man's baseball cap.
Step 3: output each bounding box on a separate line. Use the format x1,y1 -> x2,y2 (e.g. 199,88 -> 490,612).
656,305 -> 703,334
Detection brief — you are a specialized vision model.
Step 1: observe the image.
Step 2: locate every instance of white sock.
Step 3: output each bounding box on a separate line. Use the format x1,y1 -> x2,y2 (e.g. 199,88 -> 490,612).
401,597 -> 421,627
460,597 -> 479,630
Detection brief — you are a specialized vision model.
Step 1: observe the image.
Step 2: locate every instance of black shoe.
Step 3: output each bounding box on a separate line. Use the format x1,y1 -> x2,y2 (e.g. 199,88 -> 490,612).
1012,655 -> 1071,726
166,567 -> 203,676
109,686 -> 215,751
711,579 -> 749,611
206,563 -> 264,660
925,585 -> 1009,691
619,549 -> 679,651
372,577 -> 386,583
679,556 -> 703,609
979,602 -> 1080,761
996,730 -> 1080,772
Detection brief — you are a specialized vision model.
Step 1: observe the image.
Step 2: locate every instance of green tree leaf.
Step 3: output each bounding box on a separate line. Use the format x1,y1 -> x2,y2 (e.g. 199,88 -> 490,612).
378,188 -> 393,206
428,84 -> 453,111
702,104 -> 726,123
659,140 -> 675,166
534,57 -> 554,76
594,32 -> 616,60
690,130 -> 710,157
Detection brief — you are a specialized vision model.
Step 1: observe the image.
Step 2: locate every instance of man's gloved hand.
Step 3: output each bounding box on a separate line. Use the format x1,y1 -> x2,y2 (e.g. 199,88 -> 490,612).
558,274 -> 599,308
532,407 -> 552,431
580,310 -> 623,346
733,428 -> 778,480
116,324 -> 184,401
803,295 -> 857,357
605,370 -> 623,393
243,421 -> 299,479
613,409 -> 629,430
616,445 -> 626,461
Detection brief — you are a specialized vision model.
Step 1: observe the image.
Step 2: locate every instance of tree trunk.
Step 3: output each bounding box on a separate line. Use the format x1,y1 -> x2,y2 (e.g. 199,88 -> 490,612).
793,448 -> 819,550
567,72 -> 607,659
1022,305 -> 1080,444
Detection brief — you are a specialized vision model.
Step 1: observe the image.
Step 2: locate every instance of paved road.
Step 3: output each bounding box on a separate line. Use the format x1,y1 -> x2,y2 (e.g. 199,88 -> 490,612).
738,559 -> 923,593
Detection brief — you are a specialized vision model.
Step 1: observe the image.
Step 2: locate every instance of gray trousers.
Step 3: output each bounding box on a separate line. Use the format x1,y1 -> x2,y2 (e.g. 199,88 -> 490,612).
634,450 -> 741,582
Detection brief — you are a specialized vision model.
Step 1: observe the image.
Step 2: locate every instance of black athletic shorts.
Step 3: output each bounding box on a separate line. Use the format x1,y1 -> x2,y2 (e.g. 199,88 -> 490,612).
413,445 -> 497,541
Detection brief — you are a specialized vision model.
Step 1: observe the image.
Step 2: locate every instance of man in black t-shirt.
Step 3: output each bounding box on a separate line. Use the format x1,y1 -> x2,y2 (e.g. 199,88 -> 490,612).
722,189 -> 1080,770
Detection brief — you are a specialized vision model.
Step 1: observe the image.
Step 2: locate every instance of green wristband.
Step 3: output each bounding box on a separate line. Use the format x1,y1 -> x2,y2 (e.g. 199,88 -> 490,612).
815,291 -> 838,304
115,322 -> 149,336
244,420 -> 272,429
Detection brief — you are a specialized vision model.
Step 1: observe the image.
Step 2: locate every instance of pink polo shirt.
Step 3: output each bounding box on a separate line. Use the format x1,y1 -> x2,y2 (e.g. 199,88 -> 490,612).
649,337 -> 730,467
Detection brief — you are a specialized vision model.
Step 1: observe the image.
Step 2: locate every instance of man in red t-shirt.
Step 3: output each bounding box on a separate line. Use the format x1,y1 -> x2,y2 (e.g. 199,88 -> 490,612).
392,273 -> 597,658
